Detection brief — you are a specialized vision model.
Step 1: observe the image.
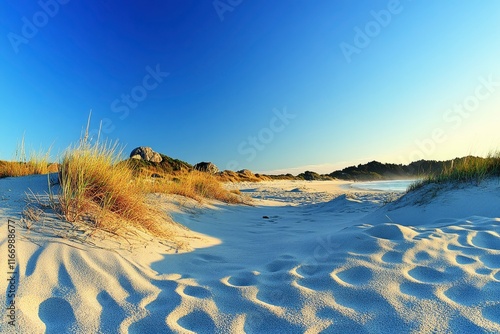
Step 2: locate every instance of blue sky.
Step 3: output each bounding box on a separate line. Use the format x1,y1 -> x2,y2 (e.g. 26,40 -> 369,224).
1,0 -> 499,174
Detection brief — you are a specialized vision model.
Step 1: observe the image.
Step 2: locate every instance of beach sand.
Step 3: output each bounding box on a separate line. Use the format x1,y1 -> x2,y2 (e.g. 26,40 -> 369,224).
1,176 -> 500,333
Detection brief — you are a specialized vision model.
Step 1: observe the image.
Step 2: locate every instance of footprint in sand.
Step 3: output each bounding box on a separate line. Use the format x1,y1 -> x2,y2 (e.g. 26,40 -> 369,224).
183,286 -> 211,298
97,291 -> 126,333
39,298 -> 76,334
299,274 -> 339,291
414,251 -> 432,262
399,281 -> 435,300
184,285 -> 211,298
296,262 -> 332,278
407,266 -> 447,283
334,288 -> 391,314
347,237 -> 382,255
480,254 -> 500,269
178,310 -> 216,333
444,285 -> 482,306
335,266 -> 373,286
265,257 -> 297,273
227,271 -> 259,287
455,255 -> 476,265
381,251 -> 403,264
483,304 -> 500,324
475,268 -> 492,275
471,231 -> 500,250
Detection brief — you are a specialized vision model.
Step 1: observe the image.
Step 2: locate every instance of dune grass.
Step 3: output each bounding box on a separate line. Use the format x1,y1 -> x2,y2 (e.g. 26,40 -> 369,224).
4,117 -> 244,243
139,169 -> 243,204
408,153 -> 500,192
57,135 -> 172,239
0,137 -> 56,178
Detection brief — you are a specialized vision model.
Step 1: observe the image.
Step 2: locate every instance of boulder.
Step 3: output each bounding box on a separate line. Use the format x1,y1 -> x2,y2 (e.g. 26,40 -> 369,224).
237,169 -> 255,178
129,147 -> 162,163
194,162 -> 219,174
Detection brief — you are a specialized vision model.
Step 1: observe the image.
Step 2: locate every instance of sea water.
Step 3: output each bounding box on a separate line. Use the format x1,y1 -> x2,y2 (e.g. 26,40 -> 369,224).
350,180 -> 416,192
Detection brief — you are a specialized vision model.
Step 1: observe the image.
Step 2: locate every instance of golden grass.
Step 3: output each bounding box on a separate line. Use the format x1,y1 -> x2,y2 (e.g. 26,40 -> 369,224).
217,169 -> 270,183
3,119 -> 245,243
408,152 -> 500,192
140,170 -> 244,204
0,137 -> 56,178
58,136 -> 172,239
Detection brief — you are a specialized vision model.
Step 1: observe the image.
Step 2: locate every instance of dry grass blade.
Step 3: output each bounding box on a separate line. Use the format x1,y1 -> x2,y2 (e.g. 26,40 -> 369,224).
140,170 -> 245,204
408,151 -> 500,192
0,136 -> 56,178
56,121 -> 176,243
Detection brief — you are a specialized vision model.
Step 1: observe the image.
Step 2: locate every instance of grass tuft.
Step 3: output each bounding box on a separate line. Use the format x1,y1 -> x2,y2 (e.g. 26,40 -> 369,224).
57,133 -> 172,239
140,170 -> 244,204
0,137 -> 56,178
408,152 -> 500,192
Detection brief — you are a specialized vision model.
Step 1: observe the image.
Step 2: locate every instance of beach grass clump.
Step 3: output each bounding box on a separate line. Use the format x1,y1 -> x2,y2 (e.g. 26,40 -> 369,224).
408,152 -> 500,192
0,138 -> 55,178
141,170 -> 243,204
58,136 -> 170,238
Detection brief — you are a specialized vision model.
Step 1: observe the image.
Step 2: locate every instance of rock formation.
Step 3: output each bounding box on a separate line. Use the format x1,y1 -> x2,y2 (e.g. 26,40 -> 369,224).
129,147 -> 162,163
194,162 -> 219,174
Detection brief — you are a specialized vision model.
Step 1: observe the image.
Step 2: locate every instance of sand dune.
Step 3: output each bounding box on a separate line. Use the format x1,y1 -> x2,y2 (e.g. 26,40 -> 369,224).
1,177 -> 500,333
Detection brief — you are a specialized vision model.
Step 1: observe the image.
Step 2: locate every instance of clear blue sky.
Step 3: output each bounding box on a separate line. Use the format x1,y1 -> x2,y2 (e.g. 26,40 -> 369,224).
1,0 -> 499,174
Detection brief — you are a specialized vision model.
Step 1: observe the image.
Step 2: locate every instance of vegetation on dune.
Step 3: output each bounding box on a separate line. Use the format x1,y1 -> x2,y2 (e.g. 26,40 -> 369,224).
3,130 -> 244,243
0,138 -> 57,178
140,170 -> 244,204
217,169 -> 270,183
126,153 -> 192,174
329,160 -> 449,181
297,171 -> 333,181
408,153 -> 500,192
58,135 -> 172,238
4,118 -> 498,243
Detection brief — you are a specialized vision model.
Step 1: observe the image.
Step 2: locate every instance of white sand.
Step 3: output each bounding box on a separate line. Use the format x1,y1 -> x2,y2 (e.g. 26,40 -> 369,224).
1,176 -> 500,333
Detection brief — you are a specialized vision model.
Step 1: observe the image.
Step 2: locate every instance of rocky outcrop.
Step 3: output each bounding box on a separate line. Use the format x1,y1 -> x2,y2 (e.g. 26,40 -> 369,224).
130,147 -> 162,163
194,162 -> 219,174
237,169 -> 255,178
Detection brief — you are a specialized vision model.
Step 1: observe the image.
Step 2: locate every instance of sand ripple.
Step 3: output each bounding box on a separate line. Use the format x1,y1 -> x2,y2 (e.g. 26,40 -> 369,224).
2,179 -> 500,333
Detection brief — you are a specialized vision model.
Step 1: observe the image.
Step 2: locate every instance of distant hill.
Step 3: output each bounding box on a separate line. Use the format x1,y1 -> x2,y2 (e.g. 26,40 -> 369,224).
327,158 -> 477,181
296,171 -> 333,181
124,150 -> 488,184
